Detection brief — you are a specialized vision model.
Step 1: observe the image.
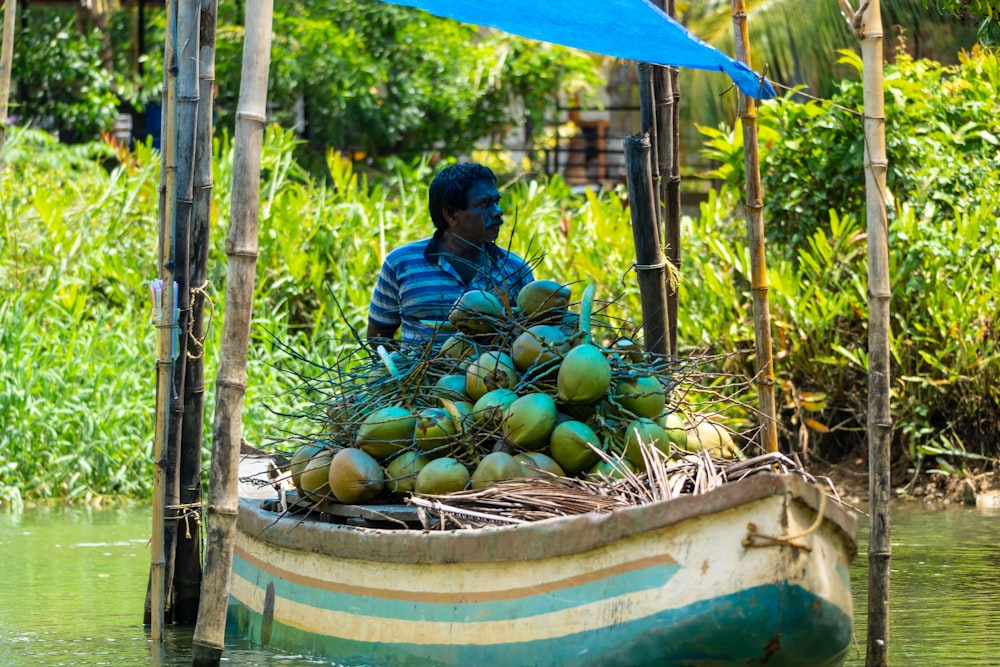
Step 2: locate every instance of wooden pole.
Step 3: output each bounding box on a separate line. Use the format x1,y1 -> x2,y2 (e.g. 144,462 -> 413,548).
835,0 -> 892,663
636,61 -> 660,211
147,0 -> 177,639
624,133 -> 669,356
191,0 -> 273,662
170,0 -> 202,625
175,0 -> 219,626
0,0 -> 16,158
655,0 -> 680,356
834,3 -> 892,663
731,0 -> 778,454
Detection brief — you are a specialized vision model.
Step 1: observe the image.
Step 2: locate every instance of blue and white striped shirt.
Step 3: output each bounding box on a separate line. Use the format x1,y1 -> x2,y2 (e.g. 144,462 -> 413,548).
368,234 -> 535,342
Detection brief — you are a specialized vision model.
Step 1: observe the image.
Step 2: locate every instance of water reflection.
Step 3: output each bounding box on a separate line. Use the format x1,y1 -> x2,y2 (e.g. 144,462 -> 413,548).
0,506 -> 336,667
2,502 -> 996,666
845,504 -> 1000,667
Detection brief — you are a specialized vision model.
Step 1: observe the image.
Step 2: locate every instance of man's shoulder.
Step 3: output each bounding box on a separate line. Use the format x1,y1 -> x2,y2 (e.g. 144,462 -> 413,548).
384,237 -> 434,264
388,236 -> 433,255
487,244 -> 530,266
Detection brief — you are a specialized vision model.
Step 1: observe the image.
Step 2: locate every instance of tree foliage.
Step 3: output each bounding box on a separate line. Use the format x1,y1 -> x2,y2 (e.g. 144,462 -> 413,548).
212,0 -> 603,163
10,13 -> 120,143
6,2 -> 601,159
700,47 -> 1000,250
933,0 -> 1000,43
695,47 -> 1000,462
678,0 -> 981,131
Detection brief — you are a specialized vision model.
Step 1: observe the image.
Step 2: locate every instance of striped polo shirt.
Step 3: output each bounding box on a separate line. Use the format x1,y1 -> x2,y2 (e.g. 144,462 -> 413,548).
368,233 -> 535,343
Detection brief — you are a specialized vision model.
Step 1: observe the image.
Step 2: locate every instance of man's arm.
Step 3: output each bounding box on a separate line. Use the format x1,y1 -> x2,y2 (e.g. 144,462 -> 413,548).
366,321 -> 399,350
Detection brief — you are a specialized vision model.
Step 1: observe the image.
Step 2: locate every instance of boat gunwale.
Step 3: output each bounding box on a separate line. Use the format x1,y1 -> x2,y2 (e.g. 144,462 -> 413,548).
236,472 -> 857,564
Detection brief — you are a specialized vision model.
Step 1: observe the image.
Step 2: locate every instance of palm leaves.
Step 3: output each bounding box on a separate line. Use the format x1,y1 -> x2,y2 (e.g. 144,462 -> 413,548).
678,0 -> 977,130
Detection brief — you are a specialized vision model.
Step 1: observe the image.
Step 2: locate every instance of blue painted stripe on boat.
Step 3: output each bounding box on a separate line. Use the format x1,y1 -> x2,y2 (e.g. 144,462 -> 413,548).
227,582 -> 853,667
232,550 -> 681,623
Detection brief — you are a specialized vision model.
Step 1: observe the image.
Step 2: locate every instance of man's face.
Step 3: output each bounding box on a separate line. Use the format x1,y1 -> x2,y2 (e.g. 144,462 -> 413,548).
446,180 -> 504,246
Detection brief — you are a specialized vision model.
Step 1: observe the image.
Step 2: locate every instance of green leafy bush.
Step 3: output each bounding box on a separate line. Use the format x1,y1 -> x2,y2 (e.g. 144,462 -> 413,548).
11,14 -> 121,143
694,48 -> 1000,464
0,126 -> 644,503
702,48 -> 1000,252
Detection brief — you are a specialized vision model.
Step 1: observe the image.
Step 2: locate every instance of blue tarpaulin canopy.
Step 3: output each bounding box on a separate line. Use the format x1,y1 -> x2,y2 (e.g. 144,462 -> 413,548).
378,0 -> 775,99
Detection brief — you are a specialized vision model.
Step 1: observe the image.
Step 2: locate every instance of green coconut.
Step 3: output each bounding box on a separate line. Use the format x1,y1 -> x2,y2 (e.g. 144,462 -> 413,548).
297,451 -> 334,501
510,324 -> 569,373
325,393 -> 373,436
559,402 -> 597,423
465,351 -> 518,401
415,457 -> 471,494
470,388 -> 519,426
385,450 -> 431,495
588,457 -> 638,480
448,290 -> 503,334
614,375 -> 666,418
657,411 -> 689,450
327,447 -> 385,504
516,279 -> 572,321
440,398 -> 475,436
557,344 -> 611,404
623,418 -> 672,470
414,407 -> 457,455
289,442 -> 329,493
613,338 -> 645,363
502,392 -> 557,450
470,452 -> 524,489
439,334 -> 475,360
559,311 -> 580,337
356,406 -> 416,460
685,419 -> 740,458
514,452 -> 565,477
549,420 -> 602,475
432,374 -> 470,402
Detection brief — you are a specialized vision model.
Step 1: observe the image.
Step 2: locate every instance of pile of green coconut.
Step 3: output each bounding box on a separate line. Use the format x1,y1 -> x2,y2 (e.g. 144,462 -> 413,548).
285,279 -> 744,510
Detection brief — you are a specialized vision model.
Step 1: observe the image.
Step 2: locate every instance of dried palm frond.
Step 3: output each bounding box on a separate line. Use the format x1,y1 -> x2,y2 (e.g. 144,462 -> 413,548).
406,446 -> 825,530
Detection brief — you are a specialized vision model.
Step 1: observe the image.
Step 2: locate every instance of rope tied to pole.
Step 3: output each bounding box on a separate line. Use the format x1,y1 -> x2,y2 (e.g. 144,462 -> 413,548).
628,259 -> 680,291
165,501 -> 204,539
742,491 -> 826,552
185,280 -> 215,360
633,260 -> 667,270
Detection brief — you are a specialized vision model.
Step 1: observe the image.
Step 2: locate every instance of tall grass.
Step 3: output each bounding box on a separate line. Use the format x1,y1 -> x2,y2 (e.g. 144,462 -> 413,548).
0,125 -> 652,504
3,107 -> 997,504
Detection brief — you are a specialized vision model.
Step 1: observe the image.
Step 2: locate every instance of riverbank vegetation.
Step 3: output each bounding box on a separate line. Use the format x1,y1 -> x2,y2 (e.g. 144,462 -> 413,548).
2,50 -> 998,505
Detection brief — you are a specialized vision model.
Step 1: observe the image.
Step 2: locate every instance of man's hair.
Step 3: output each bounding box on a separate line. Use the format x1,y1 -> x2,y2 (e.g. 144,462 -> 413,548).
428,162 -> 497,230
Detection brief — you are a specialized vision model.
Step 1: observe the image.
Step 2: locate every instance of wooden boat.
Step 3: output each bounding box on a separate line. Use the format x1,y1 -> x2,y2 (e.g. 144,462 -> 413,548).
227,464 -> 857,667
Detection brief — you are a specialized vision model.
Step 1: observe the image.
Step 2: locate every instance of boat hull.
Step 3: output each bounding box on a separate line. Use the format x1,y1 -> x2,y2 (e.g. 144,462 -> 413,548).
228,473 -> 856,667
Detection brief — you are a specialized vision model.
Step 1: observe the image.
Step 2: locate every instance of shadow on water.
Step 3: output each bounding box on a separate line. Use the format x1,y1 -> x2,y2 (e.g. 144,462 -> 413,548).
2,502 -> 997,666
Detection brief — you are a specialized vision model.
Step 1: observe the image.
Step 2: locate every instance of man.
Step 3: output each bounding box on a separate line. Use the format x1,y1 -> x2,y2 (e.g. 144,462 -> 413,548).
367,162 -> 535,345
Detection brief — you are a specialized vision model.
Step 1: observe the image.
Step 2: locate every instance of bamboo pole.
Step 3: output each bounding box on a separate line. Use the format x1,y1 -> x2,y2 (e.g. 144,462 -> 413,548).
731,0 -> 778,454
192,0 -> 273,662
836,0 -> 892,663
636,61 -> 660,211
147,0 -> 178,638
635,59 -> 671,357
624,134 -> 669,356
0,0 -> 15,158
834,4 -> 892,663
156,0 -> 201,628
655,0 -> 680,356
175,0 -> 219,626
170,0 -> 202,625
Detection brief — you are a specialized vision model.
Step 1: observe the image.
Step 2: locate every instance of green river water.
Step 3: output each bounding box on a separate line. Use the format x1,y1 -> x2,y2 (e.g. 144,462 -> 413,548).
0,502 -> 996,666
